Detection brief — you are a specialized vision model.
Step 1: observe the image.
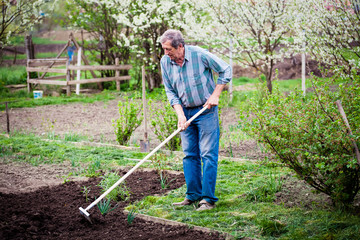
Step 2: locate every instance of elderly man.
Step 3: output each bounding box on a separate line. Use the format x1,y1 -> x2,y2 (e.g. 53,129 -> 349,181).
159,29 -> 232,211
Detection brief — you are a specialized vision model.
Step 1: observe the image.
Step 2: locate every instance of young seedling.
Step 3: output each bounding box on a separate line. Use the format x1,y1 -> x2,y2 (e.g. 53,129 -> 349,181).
96,198 -> 117,216
127,208 -> 137,224
159,171 -> 175,189
81,186 -> 91,202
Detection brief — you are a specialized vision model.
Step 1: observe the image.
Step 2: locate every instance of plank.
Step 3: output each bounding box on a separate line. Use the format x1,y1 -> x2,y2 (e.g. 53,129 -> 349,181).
67,76 -> 131,85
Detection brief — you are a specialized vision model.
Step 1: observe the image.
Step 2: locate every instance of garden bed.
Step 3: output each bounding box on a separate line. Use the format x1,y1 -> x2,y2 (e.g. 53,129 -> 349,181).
0,169 -> 225,240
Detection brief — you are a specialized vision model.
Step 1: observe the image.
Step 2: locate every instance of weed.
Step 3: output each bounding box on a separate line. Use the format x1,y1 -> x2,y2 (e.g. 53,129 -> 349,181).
71,158 -> 78,167
85,160 -> 102,177
62,173 -> 73,184
64,132 -> 88,142
245,169 -> 283,203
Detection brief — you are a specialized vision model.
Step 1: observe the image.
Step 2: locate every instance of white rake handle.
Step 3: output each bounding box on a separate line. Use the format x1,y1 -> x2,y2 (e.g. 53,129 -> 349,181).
83,105 -> 208,212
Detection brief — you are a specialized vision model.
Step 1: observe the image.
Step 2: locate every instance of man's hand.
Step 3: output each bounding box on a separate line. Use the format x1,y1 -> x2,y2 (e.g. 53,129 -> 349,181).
173,104 -> 189,131
177,114 -> 189,131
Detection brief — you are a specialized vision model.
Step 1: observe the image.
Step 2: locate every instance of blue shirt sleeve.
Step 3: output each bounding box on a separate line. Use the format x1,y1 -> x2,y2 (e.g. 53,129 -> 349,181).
161,57 -> 182,106
200,51 -> 232,85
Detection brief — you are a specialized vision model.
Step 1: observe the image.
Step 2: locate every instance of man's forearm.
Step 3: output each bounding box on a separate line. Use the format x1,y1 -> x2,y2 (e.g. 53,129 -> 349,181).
205,84 -> 226,108
212,84 -> 226,98
173,104 -> 185,118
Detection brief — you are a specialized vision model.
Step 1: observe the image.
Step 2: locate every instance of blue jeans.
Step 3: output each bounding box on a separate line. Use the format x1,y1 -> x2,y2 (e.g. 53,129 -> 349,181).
181,106 -> 220,204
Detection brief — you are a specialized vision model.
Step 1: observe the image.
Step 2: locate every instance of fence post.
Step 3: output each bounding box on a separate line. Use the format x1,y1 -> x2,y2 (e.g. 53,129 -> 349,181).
5,102 -> 10,134
27,59 -> 31,93
140,65 -> 149,152
115,58 -> 120,91
25,35 -> 35,93
25,35 -> 35,60
76,47 -> 82,95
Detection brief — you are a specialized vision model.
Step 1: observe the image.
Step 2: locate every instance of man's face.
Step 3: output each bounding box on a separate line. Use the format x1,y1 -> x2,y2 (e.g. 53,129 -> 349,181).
162,40 -> 184,61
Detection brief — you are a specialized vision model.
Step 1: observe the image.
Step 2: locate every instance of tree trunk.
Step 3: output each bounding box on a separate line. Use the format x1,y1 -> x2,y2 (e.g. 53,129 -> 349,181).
266,76 -> 273,94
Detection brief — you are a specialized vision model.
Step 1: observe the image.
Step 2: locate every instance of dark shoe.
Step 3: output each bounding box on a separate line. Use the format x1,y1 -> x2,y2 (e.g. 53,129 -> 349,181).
172,198 -> 194,206
196,200 -> 215,211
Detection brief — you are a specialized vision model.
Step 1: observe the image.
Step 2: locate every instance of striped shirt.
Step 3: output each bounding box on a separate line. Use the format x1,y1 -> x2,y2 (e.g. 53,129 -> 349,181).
160,45 -> 232,108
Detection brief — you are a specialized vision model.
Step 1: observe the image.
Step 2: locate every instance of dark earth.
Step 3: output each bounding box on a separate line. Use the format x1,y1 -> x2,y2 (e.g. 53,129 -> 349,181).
0,169 -> 226,240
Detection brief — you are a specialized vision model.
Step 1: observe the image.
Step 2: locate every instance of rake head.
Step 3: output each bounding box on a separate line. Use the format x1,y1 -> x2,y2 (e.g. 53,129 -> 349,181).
79,207 -> 92,224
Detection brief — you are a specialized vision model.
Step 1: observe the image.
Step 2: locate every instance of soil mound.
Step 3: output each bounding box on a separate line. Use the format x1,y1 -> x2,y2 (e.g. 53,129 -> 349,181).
0,170 -> 225,240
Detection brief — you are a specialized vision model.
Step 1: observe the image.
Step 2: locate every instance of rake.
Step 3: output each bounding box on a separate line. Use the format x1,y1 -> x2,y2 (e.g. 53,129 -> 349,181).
79,106 -> 208,223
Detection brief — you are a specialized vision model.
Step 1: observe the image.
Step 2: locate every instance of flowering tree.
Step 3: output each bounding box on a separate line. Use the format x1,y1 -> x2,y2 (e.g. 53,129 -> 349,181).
66,0 -> 191,89
184,0 -> 304,93
300,0 -> 360,79
65,0 -> 132,77
0,0 -> 53,50
110,0 -> 190,89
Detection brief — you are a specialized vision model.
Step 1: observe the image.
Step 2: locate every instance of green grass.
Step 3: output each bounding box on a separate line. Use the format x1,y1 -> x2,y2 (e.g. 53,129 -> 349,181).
7,35 -> 68,46
0,65 -> 27,85
0,132 -> 153,175
232,76 -> 259,86
0,89 -> 121,111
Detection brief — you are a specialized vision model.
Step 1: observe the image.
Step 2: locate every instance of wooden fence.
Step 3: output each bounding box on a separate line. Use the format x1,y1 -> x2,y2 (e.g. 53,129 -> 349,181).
26,58 -> 131,96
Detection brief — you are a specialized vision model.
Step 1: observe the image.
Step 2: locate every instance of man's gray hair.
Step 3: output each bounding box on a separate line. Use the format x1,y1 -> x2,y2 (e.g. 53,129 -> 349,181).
160,29 -> 185,49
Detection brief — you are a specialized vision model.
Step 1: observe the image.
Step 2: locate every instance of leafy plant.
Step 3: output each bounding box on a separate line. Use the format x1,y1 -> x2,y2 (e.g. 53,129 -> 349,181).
98,172 -> 130,202
113,97 -> 143,145
243,74 -> 360,206
148,97 -> 181,151
97,198 -> 118,216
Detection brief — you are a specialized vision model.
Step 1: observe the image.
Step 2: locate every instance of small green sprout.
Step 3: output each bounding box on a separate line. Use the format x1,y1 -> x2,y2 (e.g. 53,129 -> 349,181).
97,198 -> 118,216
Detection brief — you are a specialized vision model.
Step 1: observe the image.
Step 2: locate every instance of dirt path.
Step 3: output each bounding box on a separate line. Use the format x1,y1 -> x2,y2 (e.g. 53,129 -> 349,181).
0,99 -> 266,157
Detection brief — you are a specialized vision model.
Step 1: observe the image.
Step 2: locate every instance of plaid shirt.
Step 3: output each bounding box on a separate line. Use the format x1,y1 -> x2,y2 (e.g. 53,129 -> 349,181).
161,45 -> 232,108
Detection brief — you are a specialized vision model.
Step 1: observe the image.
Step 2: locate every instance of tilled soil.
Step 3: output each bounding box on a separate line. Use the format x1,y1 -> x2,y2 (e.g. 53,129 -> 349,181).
0,169 -> 225,240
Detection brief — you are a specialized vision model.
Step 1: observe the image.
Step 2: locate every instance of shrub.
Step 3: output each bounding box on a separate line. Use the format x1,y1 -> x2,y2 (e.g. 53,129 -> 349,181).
148,97 -> 180,151
113,97 -> 143,145
243,74 -> 360,207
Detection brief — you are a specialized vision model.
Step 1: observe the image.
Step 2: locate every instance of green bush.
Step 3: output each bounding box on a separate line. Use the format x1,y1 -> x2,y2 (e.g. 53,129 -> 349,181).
148,97 -> 180,151
113,97 -> 143,145
243,74 -> 360,207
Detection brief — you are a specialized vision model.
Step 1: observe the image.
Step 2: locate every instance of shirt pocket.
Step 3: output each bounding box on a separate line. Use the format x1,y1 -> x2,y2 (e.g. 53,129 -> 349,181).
189,74 -> 203,88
